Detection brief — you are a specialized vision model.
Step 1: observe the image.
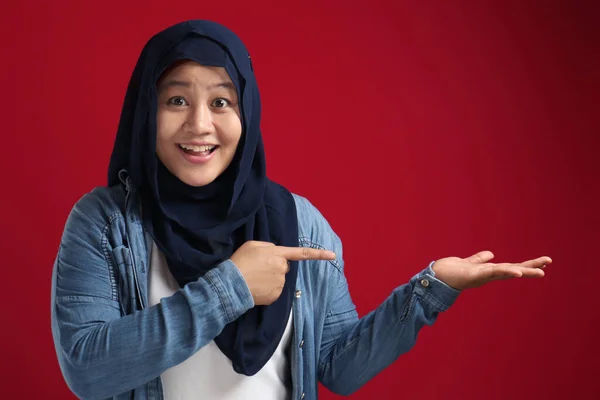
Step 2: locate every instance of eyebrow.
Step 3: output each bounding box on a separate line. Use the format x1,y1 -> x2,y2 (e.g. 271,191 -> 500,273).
158,80 -> 236,93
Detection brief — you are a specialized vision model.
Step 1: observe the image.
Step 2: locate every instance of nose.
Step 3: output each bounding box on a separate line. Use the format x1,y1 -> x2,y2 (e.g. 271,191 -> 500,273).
187,102 -> 215,134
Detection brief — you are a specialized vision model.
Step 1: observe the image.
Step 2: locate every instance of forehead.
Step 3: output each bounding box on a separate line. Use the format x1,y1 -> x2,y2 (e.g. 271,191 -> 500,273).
158,60 -> 232,86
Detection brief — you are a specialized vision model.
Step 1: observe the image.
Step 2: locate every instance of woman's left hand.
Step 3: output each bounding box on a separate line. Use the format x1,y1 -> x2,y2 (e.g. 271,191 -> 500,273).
432,251 -> 552,291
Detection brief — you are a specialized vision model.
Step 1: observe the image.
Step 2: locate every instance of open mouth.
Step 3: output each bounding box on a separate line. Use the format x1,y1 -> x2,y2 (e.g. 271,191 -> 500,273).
178,143 -> 219,156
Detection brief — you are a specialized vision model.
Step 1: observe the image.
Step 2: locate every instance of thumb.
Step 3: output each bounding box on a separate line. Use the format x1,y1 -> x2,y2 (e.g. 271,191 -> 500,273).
465,250 -> 494,264
247,241 -> 276,248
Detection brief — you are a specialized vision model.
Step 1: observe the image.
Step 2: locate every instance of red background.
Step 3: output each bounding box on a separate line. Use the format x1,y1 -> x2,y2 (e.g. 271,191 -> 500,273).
2,1 -> 599,399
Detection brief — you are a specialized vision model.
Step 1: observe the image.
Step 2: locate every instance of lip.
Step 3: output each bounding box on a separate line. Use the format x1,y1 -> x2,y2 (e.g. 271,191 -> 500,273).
178,142 -> 219,147
177,144 -> 218,164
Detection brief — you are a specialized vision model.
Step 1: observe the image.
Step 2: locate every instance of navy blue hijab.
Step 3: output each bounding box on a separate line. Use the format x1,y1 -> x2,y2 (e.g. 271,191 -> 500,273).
107,20 -> 299,376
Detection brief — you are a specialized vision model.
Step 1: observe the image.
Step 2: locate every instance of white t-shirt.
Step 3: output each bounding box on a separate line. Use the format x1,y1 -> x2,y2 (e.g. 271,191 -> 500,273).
148,241 -> 293,400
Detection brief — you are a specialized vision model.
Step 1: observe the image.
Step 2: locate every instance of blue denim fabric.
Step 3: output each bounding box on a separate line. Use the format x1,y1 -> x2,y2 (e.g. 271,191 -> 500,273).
50,171 -> 461,399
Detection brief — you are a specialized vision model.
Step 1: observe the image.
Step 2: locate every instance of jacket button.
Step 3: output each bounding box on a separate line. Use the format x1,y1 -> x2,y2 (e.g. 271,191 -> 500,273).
301,393 -> 305,399
299,340 -> 304,348
420,279 -> 430,288
295,290 -> 302,298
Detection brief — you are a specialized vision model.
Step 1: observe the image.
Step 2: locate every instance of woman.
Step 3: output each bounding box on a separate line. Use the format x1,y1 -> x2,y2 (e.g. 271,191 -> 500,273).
50,20 -> 551,400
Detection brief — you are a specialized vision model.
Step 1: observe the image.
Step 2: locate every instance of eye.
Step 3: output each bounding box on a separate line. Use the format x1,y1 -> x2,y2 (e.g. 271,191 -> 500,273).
212,98 -> 230,108
168,96 -> 188,106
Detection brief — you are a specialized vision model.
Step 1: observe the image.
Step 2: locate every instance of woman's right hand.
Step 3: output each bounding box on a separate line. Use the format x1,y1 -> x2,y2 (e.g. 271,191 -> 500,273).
230,241 -> 336,305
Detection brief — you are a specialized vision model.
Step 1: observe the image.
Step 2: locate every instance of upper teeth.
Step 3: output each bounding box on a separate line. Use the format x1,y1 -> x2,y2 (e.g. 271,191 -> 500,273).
179,144 -> 216,152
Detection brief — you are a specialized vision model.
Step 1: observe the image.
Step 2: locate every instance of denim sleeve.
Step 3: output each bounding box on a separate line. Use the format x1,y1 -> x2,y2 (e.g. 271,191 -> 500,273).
318,240 -> 461,395
50,195 -> 254,400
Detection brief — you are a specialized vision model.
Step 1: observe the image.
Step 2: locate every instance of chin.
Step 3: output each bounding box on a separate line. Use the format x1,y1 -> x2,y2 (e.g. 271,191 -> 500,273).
170,169 -> 214,187
184,176 -> 216,187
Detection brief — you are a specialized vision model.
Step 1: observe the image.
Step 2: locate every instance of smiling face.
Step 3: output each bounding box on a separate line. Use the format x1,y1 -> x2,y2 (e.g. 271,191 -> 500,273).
155,60 -> 242,187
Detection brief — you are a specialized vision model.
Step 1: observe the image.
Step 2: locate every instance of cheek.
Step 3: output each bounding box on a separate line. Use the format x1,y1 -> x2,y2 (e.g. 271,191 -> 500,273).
156,111 -> 179,145
222,116 -> 243,146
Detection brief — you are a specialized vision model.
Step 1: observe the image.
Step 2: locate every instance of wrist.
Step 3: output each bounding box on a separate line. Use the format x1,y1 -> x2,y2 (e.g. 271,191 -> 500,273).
431,261 -> 463,291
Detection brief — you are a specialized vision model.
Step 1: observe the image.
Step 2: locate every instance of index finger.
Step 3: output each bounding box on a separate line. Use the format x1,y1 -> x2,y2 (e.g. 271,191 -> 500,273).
516,256 -> 553,268
274,246 -> 336,261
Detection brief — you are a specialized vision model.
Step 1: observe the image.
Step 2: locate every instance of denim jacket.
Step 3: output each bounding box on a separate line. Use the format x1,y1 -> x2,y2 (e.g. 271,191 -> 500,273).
50,171 -> 461,400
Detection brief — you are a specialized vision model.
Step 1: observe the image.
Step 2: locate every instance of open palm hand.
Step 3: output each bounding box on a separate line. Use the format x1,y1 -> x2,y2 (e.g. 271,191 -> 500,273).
432,251 -> 552,290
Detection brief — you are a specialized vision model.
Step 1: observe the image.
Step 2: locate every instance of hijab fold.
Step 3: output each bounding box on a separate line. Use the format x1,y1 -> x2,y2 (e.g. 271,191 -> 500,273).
107,20 -> 299,376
